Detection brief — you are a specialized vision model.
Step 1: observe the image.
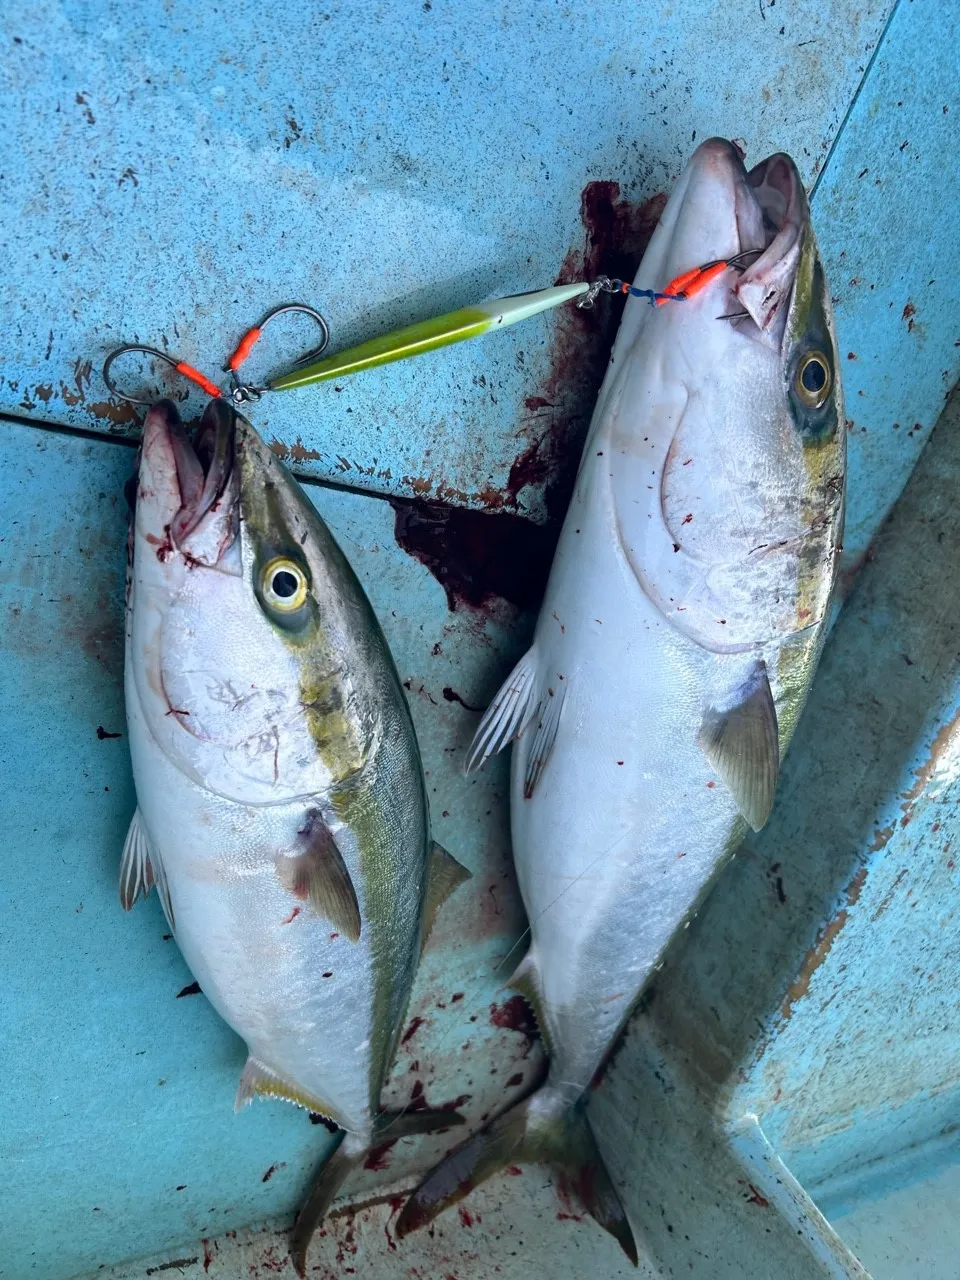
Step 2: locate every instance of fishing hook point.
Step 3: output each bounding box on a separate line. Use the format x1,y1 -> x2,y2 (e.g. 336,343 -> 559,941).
101,344 -> 222,406
225,303 -> 330,403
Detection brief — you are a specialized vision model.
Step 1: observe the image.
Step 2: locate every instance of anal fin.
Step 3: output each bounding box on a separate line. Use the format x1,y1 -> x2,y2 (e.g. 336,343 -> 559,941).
421,842 -> 472,954
235,1056 -> 346,1128
507,952 -> 553,1055
466,646 -> 539,772
699,661 -> 779,832
276,810 -> 361,942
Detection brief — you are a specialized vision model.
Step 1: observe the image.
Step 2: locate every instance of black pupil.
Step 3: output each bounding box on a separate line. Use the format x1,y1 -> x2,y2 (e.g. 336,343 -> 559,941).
272,569 -> 299,599
801,357 -> 827,394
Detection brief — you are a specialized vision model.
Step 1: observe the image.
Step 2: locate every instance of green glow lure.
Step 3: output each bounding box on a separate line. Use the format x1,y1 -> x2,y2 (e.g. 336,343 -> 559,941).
267,282 -> 591,390
268,271 -> 706,391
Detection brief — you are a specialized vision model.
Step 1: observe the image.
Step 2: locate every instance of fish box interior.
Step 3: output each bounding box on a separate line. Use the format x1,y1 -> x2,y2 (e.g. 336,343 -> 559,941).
2,2 -> 958,1277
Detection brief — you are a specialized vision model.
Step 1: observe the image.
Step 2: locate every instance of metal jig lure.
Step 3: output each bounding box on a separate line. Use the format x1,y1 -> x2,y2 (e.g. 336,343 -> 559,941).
102,250 -> 762,405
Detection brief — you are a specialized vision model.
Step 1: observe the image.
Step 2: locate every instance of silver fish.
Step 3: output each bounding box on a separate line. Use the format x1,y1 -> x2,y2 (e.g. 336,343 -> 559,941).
121,399 -> 469,1274
398,138 -> 846,1258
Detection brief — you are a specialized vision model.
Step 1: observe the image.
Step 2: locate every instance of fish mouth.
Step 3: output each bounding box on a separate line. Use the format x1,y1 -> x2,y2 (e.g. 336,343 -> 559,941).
647,137 -> 808,344
139,398 -> 239,559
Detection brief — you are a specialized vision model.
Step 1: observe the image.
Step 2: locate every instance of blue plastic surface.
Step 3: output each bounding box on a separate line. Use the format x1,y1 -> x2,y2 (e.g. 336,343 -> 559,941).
1,0 -> 897,520
3,0 -> 960,1276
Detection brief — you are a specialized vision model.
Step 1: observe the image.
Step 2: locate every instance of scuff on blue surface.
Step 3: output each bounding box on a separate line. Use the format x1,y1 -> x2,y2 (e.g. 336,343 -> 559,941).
2,0 -> 960,1276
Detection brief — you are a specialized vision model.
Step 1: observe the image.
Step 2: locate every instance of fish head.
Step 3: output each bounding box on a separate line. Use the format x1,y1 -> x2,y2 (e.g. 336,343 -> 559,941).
607,138 -> 845,655
629,137 -> 821,349
129,399 -> 374,804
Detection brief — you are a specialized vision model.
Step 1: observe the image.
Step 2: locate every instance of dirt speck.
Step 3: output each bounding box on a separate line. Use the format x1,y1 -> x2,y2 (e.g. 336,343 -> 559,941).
441,686 -> 483,712
745,1183 -> 770,1208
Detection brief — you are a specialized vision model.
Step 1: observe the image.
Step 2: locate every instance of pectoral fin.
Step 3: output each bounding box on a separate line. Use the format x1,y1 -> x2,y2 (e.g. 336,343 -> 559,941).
465,646 -> 539,772
276,811 -> 361,942
421,842 -> 472,954
699,662 -> 779,832
119,808 -> 175,928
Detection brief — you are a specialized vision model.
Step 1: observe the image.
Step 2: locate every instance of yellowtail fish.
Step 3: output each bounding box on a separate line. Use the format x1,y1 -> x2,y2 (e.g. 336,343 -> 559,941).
397,138 -> 846,1259
121,398 -> 470,1275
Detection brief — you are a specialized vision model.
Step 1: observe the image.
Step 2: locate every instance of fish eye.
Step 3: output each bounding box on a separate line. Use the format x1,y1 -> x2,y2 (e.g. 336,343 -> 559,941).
795,350 -> 832,409
261,557 -> 309,611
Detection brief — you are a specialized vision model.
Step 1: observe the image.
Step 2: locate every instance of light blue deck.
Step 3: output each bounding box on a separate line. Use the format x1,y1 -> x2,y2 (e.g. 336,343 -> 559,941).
2,0 -> 960,1276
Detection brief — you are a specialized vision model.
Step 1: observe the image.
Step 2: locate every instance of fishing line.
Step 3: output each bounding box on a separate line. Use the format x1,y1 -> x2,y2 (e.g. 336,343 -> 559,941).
375,812 -> 647,1141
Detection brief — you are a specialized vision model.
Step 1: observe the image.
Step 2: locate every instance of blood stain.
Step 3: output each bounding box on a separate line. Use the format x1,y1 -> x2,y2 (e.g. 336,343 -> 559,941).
401,1015 -> 426,1045
392,180 -> 665,615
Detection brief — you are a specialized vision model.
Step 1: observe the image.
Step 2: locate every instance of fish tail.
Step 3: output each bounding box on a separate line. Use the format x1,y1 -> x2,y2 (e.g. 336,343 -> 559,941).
395,1084 -> 638,1265
290,1107 -> 466,1276
289,1130 -> 363,1278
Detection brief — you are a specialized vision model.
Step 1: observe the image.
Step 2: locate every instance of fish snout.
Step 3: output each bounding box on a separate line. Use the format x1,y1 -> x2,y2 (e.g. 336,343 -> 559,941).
651,138 -> 754,285
136,399 -> 187,545
136,398 -> 239,569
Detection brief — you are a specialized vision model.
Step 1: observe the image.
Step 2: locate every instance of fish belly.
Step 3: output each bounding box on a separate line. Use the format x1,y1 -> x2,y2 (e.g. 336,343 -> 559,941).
128,683 -> 376,1134
510,472 -> 749,1096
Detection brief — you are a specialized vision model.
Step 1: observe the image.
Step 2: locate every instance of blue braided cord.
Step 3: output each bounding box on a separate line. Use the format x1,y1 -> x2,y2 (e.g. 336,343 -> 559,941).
626,287 -> 685,304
